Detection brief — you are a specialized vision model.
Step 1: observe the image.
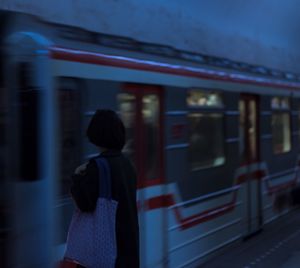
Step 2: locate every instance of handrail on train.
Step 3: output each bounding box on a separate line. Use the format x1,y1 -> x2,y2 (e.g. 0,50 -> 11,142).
262,168 -> 297,181
168,185 -> 241,209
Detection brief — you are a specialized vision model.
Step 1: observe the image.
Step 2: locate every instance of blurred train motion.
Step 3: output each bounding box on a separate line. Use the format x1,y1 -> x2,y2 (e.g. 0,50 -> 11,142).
1,11 -> 300,268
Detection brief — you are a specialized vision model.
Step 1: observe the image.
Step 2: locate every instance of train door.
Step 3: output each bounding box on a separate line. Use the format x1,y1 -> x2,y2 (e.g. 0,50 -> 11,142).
118,84 -> 166,267
239,94 -> 262,236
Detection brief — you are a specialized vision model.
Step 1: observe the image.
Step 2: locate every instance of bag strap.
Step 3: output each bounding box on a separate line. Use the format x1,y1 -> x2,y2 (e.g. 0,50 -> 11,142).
94,157 -> 112,199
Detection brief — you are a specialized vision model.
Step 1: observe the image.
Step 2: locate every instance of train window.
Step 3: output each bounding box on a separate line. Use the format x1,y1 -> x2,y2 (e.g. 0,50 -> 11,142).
187,90 -> 223,108
188,113 -> 225,170
271,96 -> 291,154
248,100 -> 257,160
187,89 -> 225,170
118,93 -> 136,164
239,100 -> 246,157
271,97 -> 290,109
272,113 -> 291,154
57,78 -> 82,196
119,85 -> 163,186
142,94 -> 160,180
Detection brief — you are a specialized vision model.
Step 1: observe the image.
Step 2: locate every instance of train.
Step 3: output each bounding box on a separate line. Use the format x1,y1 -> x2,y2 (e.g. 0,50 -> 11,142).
1,10 -> 300,268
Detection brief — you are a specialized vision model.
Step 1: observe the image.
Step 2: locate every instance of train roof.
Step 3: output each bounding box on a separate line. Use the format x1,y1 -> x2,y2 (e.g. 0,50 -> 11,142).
1,10 -> 300,84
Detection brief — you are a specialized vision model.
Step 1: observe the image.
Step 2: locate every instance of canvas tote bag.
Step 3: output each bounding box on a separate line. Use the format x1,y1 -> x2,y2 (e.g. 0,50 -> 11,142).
64,157 -> 118,268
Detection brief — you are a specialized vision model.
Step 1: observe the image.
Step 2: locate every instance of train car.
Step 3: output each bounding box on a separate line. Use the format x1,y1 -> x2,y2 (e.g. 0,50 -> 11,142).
1,11 -> 300,268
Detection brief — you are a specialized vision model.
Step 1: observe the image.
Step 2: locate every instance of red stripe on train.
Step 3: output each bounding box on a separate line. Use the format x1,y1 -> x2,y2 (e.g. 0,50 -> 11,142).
146,195 -> 174,210
142,193 -> 237,230
236,169 -> 266,184
140,166 -> 298,229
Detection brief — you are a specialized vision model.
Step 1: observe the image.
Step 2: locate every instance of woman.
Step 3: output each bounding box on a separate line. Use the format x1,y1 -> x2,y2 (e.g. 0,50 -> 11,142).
70,109 -> 139,268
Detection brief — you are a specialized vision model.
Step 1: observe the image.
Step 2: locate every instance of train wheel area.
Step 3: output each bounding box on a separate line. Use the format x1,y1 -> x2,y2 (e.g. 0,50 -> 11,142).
201,208 -> 300,268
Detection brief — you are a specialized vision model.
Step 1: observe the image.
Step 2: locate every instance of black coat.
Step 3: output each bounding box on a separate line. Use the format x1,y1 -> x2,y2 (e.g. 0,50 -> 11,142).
70,151 -> 140,268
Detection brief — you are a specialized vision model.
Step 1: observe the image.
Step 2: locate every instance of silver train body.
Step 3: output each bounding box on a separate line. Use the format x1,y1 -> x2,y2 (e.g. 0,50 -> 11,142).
1,11 -> 300,268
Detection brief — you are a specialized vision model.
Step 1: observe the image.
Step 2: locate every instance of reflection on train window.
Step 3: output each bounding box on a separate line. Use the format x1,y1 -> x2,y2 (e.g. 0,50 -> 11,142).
57,78 -> 81,196
271,97 -> 290,109
188,113 -> 225,170
187,90 -> 223,108
142,94 -> 160,180
272,113 -> 291,154
118,93 -> 136,164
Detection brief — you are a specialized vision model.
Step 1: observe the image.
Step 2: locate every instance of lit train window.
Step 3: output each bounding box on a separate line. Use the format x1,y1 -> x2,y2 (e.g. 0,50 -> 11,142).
188,113 -> 225,170
272,113 -> 291,154
271,96 -> 291,154
118,93 -> 136,164
187,90 -> 225,170
239,95 -> 259,163
119,93 -> 160,179
119,85 -> 163,186
239,100 -> 246,157
271,97 -> 290,109
248,100 -> 257,160
57,78 -> 81,196
187,90 -> 223,108
142,94 -> 160,180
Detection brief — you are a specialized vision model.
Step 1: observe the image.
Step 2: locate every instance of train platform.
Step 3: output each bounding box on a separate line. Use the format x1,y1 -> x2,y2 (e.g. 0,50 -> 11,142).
201,209 -> 300,268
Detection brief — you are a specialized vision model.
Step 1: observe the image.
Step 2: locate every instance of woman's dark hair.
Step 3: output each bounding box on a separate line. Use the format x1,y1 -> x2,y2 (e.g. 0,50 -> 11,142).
86,109 -> 125,151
